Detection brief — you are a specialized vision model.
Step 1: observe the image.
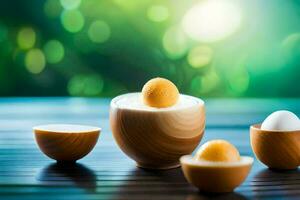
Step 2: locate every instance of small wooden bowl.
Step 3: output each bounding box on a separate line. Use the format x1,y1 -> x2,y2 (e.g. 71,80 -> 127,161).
34,124 -> 101,162
180,155 -> 253,193
110,93 -> 205,169
250,124 -> 300,170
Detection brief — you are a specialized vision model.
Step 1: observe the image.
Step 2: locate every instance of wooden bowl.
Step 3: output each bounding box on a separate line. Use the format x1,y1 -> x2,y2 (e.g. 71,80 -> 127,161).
250,124 -> 300,170
34,124 -> 101,162
110,93 -> 205,169
180,155 -> 253,193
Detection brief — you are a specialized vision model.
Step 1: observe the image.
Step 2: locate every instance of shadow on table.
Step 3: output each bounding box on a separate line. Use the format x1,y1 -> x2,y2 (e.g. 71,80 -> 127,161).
251,168 -> 300,198
113,167 -> 248,200
36,162 -> 97,192
186,192 -> 248,200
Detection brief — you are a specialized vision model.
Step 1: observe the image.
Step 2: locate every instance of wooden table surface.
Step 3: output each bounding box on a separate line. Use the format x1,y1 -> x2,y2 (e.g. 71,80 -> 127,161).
0,98 -> 299,200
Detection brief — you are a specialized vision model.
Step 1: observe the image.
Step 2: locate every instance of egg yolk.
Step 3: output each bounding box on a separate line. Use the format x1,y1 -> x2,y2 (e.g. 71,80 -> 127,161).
142,77 -> 179,108
195,140 -> 240,162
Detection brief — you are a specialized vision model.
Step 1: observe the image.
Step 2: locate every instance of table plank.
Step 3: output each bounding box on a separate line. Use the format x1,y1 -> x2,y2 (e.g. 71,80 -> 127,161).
0,97 -> 299,200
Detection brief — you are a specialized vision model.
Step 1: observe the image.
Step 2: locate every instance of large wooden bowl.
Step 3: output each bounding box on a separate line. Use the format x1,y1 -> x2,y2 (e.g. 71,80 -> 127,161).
250,124 -> 300,170
110,93 -> 205,169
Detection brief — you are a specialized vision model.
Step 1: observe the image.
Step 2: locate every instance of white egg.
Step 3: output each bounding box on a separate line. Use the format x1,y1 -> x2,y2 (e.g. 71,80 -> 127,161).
261,110 -> 300,131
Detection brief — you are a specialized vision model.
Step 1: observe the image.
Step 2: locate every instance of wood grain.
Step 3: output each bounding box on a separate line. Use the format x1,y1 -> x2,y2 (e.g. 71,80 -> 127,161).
250,124 -> 300,170
180,156 -> 253,193
34,127 -> 100,162
110,95 -> 205,169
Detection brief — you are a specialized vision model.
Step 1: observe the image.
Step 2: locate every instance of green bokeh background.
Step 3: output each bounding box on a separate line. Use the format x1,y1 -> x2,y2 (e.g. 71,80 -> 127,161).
0,0 -> 299,97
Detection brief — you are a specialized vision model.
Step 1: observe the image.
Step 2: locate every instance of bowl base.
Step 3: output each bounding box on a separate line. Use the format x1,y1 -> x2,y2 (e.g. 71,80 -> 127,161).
136,162 -> 181,170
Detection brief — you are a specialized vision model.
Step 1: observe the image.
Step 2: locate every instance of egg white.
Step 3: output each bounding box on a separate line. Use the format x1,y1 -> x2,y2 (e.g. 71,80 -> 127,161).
33,124 -> 101,133
112,92 -> 204,111
180,155 -> 254,167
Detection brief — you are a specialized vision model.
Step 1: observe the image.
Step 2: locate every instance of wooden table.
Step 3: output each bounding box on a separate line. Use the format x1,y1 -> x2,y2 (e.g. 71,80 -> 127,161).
0,98 -> 299,200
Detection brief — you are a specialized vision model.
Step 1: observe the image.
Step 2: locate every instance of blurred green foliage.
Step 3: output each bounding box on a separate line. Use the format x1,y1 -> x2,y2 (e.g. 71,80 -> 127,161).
0,0 -> 300,97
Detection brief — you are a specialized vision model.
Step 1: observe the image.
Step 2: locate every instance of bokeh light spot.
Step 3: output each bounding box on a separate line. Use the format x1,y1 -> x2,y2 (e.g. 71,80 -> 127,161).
147,5 -> 169,22
61,10 -> 84,33
44,0 -> 62,18
182,0 -> 242,42
162,26 -> 189,59
60,0 -> 81,10
281,33 -> 300,61
25,49 -> 46,74
190,69 -> 219,95
68,74 -> 104,96
17,27 -> 36,49
43,40 -> 65,64
88,20 -> 111,43
228,67 -> 249,94
188,46 -> 213,68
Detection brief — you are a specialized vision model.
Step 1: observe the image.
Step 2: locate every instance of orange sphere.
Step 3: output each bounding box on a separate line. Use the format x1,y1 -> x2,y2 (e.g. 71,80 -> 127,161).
195,140 -> 240,162
142,77 -> 179,108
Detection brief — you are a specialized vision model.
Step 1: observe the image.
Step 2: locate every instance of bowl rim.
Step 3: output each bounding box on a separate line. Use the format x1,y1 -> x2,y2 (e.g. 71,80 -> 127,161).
110,92 -> 205,112
180,155 -> 253,168
33,124 -> 101,134
250,124 -> 300,133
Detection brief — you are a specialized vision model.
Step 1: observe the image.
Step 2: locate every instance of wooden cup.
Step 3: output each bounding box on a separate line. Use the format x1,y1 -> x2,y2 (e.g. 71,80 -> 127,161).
34,124 -> 101,162
180,155 -> 253,193
110,93 -> 205,169
250,124 -> 300,170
